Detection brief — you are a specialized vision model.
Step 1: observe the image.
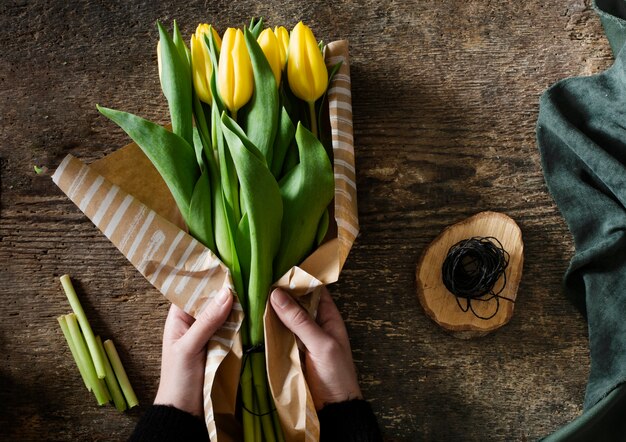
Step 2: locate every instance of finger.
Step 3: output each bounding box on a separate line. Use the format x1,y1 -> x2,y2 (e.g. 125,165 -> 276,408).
180,288 -> 233,354
163,303 -> 194,342
316,288 -> 352,350
271,288 -> 329,352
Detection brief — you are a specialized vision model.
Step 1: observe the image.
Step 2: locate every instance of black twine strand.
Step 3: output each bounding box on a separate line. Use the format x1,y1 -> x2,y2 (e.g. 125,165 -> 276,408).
441,237 -> 514,320
239,344 -> 276,417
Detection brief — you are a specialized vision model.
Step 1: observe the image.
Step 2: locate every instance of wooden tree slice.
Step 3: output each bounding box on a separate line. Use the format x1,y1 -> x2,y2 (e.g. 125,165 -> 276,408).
416,211 -> 524,339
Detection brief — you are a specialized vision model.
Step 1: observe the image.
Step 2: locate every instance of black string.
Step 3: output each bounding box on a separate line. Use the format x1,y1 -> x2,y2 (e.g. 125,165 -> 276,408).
242,344 -> 265,355
441,236 -> 514,320
239,344 -> 276,417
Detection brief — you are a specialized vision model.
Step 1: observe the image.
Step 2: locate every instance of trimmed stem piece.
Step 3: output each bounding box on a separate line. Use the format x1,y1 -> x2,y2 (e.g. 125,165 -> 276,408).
60,275 -> 106,379
103,339 -> 138,408
96,336 -> 127,411
57,315 -> 91,391
65,313 -> 110,405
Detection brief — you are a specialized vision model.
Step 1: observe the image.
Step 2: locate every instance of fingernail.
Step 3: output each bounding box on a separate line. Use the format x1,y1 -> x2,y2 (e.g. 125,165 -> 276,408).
216,288 -> 231,305
271,289 -> 290,308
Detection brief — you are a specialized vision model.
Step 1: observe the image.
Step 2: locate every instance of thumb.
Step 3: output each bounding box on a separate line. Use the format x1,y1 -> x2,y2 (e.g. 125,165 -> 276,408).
181,288 -> 233,354
271,288 -> 329,352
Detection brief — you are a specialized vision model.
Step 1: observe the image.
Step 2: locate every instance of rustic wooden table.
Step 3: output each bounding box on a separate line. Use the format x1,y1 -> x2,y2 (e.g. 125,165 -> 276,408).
0,0 -> 610,440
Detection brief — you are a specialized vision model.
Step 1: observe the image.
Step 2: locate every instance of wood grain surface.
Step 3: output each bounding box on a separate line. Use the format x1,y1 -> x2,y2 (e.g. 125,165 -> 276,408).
0,0 -> 610,440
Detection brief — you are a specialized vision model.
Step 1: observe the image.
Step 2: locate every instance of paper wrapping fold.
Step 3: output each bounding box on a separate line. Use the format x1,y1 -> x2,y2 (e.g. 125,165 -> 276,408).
52,40 -> 356,442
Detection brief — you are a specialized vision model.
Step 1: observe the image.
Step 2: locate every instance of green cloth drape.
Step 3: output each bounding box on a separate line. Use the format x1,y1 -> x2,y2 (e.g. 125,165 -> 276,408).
538,1 -> 626,440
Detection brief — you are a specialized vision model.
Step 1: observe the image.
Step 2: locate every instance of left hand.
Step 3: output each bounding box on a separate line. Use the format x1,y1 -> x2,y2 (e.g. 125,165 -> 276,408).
154,288 -> 233,417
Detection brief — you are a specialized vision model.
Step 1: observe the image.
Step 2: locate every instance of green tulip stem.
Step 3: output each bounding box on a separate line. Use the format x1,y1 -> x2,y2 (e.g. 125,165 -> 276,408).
308,101 -> 318,138
252,352 -> 277,442
241,357 -> 256,442
273,405 -> 285,442
253,391 -> 262,441
232,109 -> 238,122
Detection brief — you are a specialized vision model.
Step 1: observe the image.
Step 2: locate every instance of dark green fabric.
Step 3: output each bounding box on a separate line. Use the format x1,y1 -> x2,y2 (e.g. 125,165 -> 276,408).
537,1 -> 626,440
597,0 -> 626,56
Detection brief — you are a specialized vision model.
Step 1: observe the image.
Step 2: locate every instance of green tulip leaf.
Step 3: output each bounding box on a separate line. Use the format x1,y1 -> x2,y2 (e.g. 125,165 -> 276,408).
192,125 -> 206,173
280,141 -> 299,178
97,105 -> 199,225
157,21 -> 193,148
212,180 -> 246,312
204,31 -> 225,113
316,208 -> 330,246
172,20 -> 191,67
242,27 -> 279,165
213,100 -> 240,224
271,107 -> 296,178
274,123 -> 334,279
192,92 -> 220,180
249,17 -> 264,39
188,170 -> 216,252
236,212 -> 251,289
221,112 -> 282,345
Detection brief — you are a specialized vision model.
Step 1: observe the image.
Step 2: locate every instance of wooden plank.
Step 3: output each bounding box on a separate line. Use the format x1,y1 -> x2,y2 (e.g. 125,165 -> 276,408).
0,0 -> 608,440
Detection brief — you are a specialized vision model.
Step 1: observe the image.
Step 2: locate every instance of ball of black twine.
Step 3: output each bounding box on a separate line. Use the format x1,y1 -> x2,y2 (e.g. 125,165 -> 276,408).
441,236 -> 513,320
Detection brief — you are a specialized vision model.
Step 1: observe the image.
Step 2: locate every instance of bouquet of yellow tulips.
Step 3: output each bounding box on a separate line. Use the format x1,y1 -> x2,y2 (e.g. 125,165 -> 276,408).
97,18 -> 341,441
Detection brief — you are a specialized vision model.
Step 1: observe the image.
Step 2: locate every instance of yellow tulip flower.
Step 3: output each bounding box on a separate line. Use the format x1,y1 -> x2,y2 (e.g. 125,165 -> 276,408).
287,21 -> 328,104
218,28 -> 254,114
274,26 -> 289,68
190,24 -> 222,104
257,28 -> 282,86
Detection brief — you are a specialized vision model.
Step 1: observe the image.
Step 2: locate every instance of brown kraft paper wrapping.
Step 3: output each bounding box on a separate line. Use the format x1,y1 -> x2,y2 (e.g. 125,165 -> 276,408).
52,40 -> 356,442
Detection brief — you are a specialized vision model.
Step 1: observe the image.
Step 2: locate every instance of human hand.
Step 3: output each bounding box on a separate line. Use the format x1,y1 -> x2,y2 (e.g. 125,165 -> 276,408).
154,289 -> 233,417
270,287 -> 363,410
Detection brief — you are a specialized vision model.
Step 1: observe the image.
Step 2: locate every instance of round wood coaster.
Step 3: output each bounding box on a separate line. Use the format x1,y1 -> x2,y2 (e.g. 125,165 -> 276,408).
416,211 -> 524,339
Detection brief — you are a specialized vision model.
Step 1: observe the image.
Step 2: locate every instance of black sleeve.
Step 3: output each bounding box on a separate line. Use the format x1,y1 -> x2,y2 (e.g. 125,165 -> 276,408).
129,405 -> 209,442
318,399 -> 383,442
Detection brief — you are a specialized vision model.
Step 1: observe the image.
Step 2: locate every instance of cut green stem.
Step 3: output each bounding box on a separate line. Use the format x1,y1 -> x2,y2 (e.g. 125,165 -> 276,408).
103,339 -> 138,408
60,275 -> 106,379
272,406 -> 285,442
57,315 -> 91,391
252,352 -> 277,442
96,336 -> 127,411
65,313 -> 110,405
241,357 -> 256,442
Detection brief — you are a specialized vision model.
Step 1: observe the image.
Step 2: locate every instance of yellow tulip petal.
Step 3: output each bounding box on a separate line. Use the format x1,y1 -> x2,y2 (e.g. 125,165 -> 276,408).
304,27 -> 327,100
218,28 -> 253,112
287,21 -> 328,103
258,28 -> 282,86
190,34 -> 212,103
211,26 -> 222,51
274,26 -> 289,67
234,29 -> 254,109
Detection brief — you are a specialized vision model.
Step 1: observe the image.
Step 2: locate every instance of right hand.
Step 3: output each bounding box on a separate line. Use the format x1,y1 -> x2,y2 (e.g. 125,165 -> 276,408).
270,286 -> 363,410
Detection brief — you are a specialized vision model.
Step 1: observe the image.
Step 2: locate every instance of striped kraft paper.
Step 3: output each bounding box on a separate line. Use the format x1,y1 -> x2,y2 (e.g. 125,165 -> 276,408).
52,39 -> 357,442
